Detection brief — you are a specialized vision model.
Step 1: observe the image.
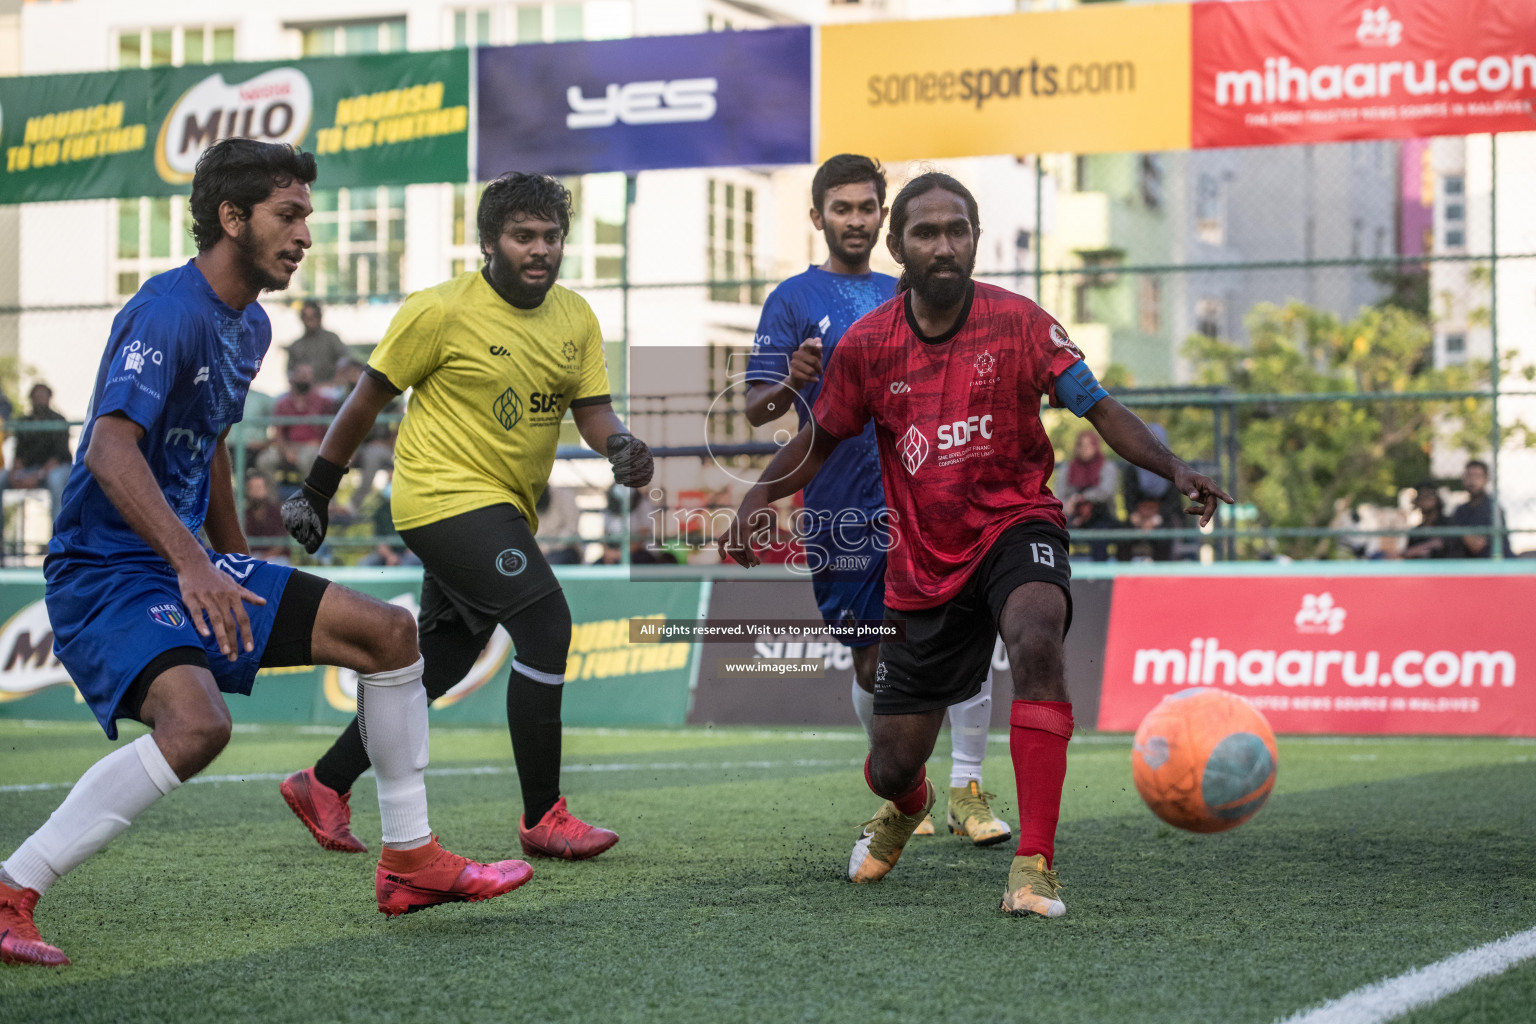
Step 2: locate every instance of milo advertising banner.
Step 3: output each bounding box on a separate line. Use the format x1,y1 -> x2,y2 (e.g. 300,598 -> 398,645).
0,51 -> 468,204
0,570 -> 699,728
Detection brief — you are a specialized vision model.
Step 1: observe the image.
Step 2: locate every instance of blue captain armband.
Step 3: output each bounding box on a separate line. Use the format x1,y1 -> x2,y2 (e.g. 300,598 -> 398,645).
1053,360 -> 1108,417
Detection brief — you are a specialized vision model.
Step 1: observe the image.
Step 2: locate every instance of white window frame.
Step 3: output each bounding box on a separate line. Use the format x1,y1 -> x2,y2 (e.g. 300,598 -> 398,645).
112,24 -> 236,69
109,196 -> 195,300
707,174 -> 763,306
511,2 -> 586,43
448,6 -> 499,47
296,185 -> 408,300
287,18 -> 408,58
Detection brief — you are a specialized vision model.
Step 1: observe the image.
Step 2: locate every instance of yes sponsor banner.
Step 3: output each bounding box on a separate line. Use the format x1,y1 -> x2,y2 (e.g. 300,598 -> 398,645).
0,571 -> 698,727
1099,576 -> 1536,736
818,4 -> 1191,162
0,51 -> 467,204
476,26 -> 812,177
1192,0 -> 1536,148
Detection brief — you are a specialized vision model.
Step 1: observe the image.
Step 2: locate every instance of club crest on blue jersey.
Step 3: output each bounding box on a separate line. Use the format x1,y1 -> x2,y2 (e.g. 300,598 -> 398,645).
148,603 -> 188,629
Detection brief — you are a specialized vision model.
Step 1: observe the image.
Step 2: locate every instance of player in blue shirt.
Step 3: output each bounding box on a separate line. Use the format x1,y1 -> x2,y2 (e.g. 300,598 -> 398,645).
742,155 -> 1010,845
0,141 -> 529,969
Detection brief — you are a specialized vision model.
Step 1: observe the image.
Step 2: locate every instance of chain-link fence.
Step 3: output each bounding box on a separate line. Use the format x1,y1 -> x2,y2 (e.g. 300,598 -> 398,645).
1,135 -> 1531,567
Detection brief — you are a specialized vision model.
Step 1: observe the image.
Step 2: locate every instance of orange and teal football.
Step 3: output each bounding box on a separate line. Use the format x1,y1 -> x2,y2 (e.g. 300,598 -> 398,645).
1131,688 -> 1278,833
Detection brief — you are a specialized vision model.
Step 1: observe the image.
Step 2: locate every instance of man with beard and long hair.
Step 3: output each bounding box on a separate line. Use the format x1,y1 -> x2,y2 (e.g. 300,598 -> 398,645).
721,172 -> 1231,917
743,154 -> 1011,847
0,141 -> 532,968
279,172 -> 652,862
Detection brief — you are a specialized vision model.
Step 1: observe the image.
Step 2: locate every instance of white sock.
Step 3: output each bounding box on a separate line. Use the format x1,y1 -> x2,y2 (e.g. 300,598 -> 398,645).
850,679 -> 876,740
357,657 -> 431,848
947,674 -> 993,789
2,734 -> 180,895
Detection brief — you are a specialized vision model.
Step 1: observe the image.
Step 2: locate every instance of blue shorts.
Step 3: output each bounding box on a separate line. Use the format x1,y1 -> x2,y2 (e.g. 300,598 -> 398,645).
810,548 -> 888,650
46,552 -> 295,738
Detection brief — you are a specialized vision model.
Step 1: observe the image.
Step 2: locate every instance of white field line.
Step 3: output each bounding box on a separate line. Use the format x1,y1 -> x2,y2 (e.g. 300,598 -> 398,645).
0,757 -> 865,795
1278,926 -> 1536,1024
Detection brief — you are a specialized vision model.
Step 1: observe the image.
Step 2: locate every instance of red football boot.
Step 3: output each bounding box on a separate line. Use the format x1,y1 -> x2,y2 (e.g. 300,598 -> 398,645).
375,837 -> 533,917
518,797 -> 619,861
280,768 -> 367,853
0,882 -> 69,967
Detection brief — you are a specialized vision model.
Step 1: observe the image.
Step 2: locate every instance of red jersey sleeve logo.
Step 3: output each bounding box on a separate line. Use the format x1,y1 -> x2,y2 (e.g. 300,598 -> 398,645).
1048,322 -> 1082,359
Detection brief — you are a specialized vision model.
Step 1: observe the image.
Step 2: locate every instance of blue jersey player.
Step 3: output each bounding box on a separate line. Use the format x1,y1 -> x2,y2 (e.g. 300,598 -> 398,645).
0,141 -> 530,969
742,155 -> 1010,845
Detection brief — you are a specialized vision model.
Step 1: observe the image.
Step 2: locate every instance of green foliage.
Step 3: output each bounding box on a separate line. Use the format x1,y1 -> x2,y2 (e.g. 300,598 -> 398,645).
1170,301 -> 1526,558
1370,263 -> 1430,317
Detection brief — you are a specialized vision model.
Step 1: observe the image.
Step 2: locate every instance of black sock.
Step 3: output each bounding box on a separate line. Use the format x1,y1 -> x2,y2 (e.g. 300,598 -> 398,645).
312,717 -> 367,795
311,622 -> 487,795
507,670 -> 563,826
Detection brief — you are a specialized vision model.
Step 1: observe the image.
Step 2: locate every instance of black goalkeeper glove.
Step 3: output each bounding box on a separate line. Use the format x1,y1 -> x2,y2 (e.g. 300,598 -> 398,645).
280,455 -> 346,554
605,433 -> 654,488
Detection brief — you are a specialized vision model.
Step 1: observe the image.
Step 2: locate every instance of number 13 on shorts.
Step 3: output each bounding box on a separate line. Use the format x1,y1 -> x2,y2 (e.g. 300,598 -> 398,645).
1030,542 -> 1055,567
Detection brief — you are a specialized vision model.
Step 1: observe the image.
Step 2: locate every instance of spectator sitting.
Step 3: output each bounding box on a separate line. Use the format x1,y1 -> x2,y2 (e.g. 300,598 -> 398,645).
629,542 -> 676,565
1057,430 -> 1119,513
541,543 -> 582,565
228,386 -> 274,486
1402,482 -> 1463,559
1123,496 -> 1174,562
1065,493 -> 1121,562
0,383 -> 73,522
1449,459 -> 1512,558
358,485 -> 421,567
241,472 -> 289,564
259,363 -> 337,499
1123,423 -> 1186,530
534,486 -> 582,564
286,300 -> 351,387
329,356 -> 398,511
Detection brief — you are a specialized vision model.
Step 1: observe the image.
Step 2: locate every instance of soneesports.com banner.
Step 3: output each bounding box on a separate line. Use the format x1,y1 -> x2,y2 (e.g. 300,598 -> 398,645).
817,3 -> 1192,161
0,571 -> 699,728
0,51 -> 468,204
476,26 -> 812,177
1098,576 -> 1536,737
1192,0 -> 1536,147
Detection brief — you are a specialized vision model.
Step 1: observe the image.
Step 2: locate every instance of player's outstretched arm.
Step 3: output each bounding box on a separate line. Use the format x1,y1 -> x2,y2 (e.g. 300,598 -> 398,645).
87,413 -> 265,660
1084,397 -> 1234,527
572,402 -> 654,488
719,421 -> 841,567
281,372 -> 398,554
203,431 -> 249,556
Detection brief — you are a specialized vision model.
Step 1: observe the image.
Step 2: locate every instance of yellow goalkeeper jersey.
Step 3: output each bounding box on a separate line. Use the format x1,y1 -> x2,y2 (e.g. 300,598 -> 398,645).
367,269 -> 610,532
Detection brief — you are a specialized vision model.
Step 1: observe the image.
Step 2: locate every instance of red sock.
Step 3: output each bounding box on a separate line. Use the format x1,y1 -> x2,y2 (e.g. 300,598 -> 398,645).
864,755 -> 929,815
378,835 -> 441,873
1009,700 -> 1074,867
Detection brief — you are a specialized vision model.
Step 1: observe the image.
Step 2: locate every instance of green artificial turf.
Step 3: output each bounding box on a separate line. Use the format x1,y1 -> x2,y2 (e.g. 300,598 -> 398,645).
1,722 -> 1533,1023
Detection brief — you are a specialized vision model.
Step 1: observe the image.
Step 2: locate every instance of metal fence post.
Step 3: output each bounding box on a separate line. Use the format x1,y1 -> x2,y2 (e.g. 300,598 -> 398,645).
1490,134 -> 1503,561
1033,155 -> 1044,304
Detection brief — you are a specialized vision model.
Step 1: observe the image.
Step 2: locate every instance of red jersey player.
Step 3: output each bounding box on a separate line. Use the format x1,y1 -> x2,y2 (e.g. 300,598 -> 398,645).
720,172 -> 1230,918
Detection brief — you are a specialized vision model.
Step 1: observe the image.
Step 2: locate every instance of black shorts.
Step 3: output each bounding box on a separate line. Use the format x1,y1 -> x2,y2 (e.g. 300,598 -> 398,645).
400,504 -> 563,640
874,520 -> 1072,716
118,569 -> 331,724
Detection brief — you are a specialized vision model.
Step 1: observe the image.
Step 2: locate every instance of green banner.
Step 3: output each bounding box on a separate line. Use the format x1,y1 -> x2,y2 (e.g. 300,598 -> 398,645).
0,51 -> 468,204
0,569 -> 700,728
